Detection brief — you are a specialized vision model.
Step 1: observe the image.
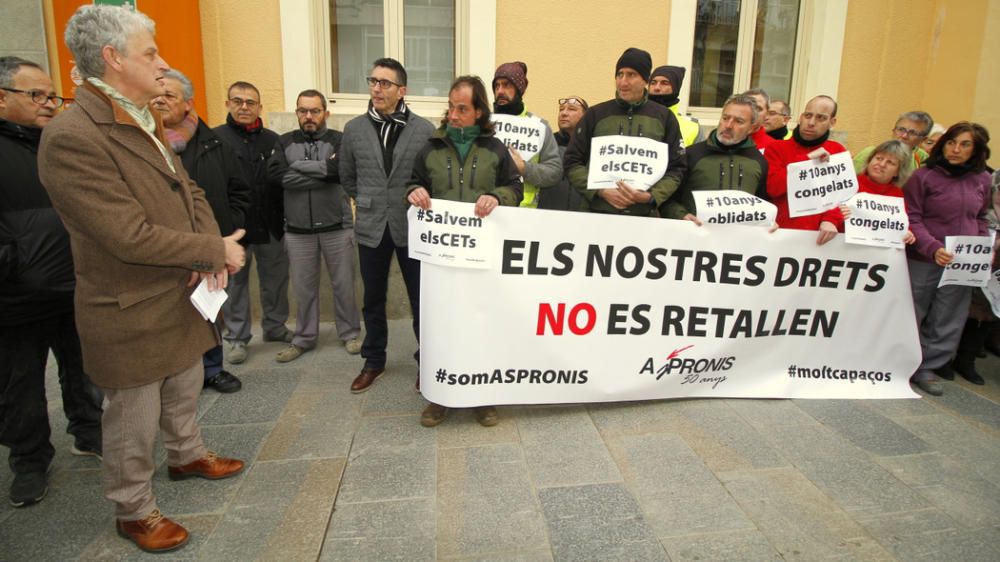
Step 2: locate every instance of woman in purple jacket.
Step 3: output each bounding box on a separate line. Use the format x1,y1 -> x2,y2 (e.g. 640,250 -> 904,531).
904,122 -> 992,396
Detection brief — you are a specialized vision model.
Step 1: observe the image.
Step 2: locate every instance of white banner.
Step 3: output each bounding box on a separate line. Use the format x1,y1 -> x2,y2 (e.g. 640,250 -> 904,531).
407,200 -> 495,269
940,235 -> 993,287
787,151 -> 859,217
491,114 -> 544,161
691,191 -> 776,226
418,207 -> 921,406
586,135 -> 669,191
844,193 -> 909,249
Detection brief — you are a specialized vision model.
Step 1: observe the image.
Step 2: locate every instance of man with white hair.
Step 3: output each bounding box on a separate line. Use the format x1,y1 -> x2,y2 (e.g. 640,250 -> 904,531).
38,5 -> 246,553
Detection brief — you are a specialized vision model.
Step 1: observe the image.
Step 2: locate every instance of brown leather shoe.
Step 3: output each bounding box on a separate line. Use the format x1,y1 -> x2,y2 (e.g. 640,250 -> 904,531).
116,509 -> 189,553
474,405 -> 499,427
351,367 -> 385,393
168,451 -> 244,481
420,403 -> 449,427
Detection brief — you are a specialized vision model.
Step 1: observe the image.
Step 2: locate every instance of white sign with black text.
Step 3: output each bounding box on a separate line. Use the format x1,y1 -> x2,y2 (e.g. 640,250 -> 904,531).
691,191 -> 776,226
939,235 -> 994,287
407,200 -> 495,269
587,135 -> 669,191
787,151 -> 858,217
491,114 -> 545,161
843,193 -> 909,249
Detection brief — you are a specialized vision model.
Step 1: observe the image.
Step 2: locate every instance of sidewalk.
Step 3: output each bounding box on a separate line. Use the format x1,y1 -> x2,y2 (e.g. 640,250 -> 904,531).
2,319 -> 1000,561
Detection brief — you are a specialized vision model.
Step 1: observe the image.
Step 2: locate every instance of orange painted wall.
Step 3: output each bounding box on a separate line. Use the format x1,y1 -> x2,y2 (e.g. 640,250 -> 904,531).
50,0 -> 209,118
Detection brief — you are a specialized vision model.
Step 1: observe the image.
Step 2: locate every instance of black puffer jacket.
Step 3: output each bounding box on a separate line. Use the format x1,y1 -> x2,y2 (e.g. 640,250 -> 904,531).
214,115 -> 283,242
179,119 -> 251,236
0,119 -> 74,327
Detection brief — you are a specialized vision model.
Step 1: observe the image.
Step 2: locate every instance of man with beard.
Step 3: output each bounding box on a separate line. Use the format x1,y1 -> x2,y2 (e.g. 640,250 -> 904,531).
648,65 -> 702,147
662,94 -> 768,220
339,58 -> 434,393
491,61 -> 562,208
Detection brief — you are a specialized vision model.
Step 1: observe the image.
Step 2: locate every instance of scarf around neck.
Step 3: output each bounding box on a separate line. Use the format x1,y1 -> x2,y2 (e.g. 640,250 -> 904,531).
163,109 -> 199,153
367,98 -> 409,149
446,125 -> 480,161
792,126 -> 830,148
88,77 -> 174,172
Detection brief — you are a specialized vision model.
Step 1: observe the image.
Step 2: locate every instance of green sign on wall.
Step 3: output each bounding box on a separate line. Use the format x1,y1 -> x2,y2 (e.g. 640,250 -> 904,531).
94,0 -> 137,10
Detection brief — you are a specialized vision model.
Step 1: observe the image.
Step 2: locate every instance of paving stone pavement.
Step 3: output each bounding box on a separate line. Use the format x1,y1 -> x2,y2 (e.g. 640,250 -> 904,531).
2,320 -> 1000,561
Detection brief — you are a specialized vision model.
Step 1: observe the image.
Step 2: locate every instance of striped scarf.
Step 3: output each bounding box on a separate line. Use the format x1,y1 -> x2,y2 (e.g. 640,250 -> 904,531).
367,99 -> 409,149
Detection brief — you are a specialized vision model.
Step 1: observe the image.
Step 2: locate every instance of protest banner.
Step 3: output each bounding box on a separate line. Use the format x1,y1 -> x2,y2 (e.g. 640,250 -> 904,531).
787,151 -> 858,217
843,193 -> 909,249
586,135 -> 669,191
407,199 -> 495,269
491,114 -> 545,161
418,205 -> 921,406
939,235 -> 994,287
691,191 -> 776,226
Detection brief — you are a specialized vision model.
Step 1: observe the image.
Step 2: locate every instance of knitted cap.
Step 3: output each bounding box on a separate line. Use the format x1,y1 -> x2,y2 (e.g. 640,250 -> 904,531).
651,65 -> 686,91
493,62 -> 528,96
616,48 -> 652,82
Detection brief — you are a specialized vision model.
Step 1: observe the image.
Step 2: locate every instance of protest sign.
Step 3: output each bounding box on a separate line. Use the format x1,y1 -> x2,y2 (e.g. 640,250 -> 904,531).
983,268 -> 1000,317
691,191 -> 776,226
586,135 -> 669,191
407,200 -> 495,269
491,114 -> 545,161
417,207 -> 921,406
844,193 -> 908,249
939,235 -> 994,287
787,151 -> 858,217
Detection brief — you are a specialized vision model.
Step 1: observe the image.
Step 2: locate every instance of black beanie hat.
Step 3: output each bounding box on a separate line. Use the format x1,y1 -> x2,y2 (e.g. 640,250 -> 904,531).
615,48 -> 652,82
651,65 -> 686,91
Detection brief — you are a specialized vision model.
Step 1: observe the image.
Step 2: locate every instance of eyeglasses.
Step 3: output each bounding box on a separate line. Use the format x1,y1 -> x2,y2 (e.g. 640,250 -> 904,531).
766,110 -> 789,118
559,98 -> 585,108
1,87 -> 67,108
229,97 -> 259,108
894,126 -> 926,138
295,107 -> 324,116
365,76 -> 401,90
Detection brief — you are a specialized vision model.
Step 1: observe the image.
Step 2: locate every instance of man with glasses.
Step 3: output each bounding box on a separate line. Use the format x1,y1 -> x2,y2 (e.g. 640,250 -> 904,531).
0,56 -> 104,508
339,58 -> 434,393
214,81 -> 292,365
267,90 -> 361,363
852,111 -> 935,173
554,96 -> 588,149
765,100 -> 793,140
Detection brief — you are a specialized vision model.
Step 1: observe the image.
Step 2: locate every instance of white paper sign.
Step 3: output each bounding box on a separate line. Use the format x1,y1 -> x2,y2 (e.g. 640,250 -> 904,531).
586,135 -> 669,191
190,278 -> 228,321
844,193 -> 909,249
491,114 -> 545,161
939,235 -> 994,287
787,151 -> 858,217
691,191 -> 776,226
419,207 -> 922,407
983,268 -> 1000,317
407,199 -> 495,269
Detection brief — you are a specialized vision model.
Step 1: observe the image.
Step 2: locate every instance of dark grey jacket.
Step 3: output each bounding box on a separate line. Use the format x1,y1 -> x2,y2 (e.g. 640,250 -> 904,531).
339,111 -> 435,248
267,126 -> 353,233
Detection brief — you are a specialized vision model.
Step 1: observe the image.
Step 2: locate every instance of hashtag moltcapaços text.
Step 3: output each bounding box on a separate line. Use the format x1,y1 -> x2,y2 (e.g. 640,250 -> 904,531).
787,364 -> 892,384
432,367 -> 589,386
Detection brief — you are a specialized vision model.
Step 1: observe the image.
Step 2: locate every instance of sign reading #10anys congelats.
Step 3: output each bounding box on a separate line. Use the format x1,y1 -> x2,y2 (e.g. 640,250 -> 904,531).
491,114 -> 545,161
587,135 -> 669,191
844,193 -> 909,249
939,235 -> 994,287
417,207 -> 921,407
787,151 -> 858,217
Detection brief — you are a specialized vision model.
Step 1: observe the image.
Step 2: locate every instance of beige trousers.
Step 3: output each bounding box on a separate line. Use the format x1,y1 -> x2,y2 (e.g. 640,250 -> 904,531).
100,359 -> 208,520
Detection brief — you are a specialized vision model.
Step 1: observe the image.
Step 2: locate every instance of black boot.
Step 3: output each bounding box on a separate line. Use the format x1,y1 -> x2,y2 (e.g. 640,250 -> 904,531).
953,318 -> 986,385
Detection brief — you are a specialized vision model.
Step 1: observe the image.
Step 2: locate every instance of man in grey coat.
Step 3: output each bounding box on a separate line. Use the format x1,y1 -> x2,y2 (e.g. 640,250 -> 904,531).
340,58 -> 435,393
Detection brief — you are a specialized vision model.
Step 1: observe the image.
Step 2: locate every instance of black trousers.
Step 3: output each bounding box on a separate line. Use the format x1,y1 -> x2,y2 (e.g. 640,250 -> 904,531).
358,227 -> 420,370
0,311 -> 104,474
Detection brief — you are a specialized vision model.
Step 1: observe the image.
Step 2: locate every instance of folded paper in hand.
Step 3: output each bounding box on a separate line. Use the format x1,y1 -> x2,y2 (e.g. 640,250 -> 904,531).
190,277 -> 228,321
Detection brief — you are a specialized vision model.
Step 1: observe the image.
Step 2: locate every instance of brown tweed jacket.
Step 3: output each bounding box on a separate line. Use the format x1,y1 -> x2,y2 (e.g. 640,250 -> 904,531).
38,83 -> 225,389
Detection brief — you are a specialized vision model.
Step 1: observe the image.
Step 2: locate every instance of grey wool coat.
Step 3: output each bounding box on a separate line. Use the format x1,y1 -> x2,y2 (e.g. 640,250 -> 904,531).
338,109 -> 435,248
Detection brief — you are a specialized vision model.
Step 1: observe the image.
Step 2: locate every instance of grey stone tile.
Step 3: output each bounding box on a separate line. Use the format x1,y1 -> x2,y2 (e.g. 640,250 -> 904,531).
361,367 -> 432,417
77,513 -> 220,561
198,371 -> 301,425
660,529 -> 782,561
863,397 -> 940,419
435,409 -> 521,449
321,498 -> 436,562
154,423 -> 272,516
257,382 -> 361,461
793,399 -> 930,456
720,468 -> 894,560
725,399 -> 819,429
516,406 -> 622,488
892,413 -> 1000,488
336,416 -> 436,503
537,483 -> 668,561
437,445 -> 547,558
858,509 -> 999,562
614,434 -> 753,537
765,424 -> 929,515
674,400 -> 790,471
929,384 -> 1000,429
440,550 -> 554,562
198,458 -> 344,561
585,399 -> 685,437
0,469 -> 107,562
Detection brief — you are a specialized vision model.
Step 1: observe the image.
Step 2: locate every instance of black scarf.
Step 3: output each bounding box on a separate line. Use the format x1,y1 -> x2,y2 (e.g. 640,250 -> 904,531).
792,126 -> 830,148
935,159 -> 978,177
648,93 -> 679,108
493,93 -> 524,116
554,130 -> 571,147
767,125 -> 788,140
367,98 -> 410,149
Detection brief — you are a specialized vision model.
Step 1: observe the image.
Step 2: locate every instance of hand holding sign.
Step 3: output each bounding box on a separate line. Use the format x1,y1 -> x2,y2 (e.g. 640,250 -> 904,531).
691,191 -> 776,227
787,151 -> 858,217
587,135 -> 669,191
843,193 -> 909,249
939,235 -> 994,287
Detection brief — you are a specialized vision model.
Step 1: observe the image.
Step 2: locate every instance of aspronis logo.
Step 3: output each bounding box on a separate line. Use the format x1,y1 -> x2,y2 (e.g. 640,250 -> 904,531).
639,345 -> 735,380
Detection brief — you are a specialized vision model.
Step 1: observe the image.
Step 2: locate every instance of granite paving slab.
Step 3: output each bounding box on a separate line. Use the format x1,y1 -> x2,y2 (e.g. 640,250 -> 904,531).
515,406 -> 622,488
322,498 -> 437,561
659,529 -> 782,561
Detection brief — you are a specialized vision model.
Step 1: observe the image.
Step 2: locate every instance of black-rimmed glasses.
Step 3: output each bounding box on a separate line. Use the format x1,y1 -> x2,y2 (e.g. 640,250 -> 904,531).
365,76 -> 402,90
1,87 -> 67,108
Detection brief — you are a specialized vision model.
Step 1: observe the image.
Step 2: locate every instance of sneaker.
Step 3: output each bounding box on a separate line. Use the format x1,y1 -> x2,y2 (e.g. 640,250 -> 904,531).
10,471 -> 47,507
227,341 -> 248,365
420,403 -> 449,427
345,338 -> 362,355
276,344 -> 305,363
205,370 -> 242,393
71,440 -> 103,462
263,330 -> 293,343
474,405 -> 499,427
